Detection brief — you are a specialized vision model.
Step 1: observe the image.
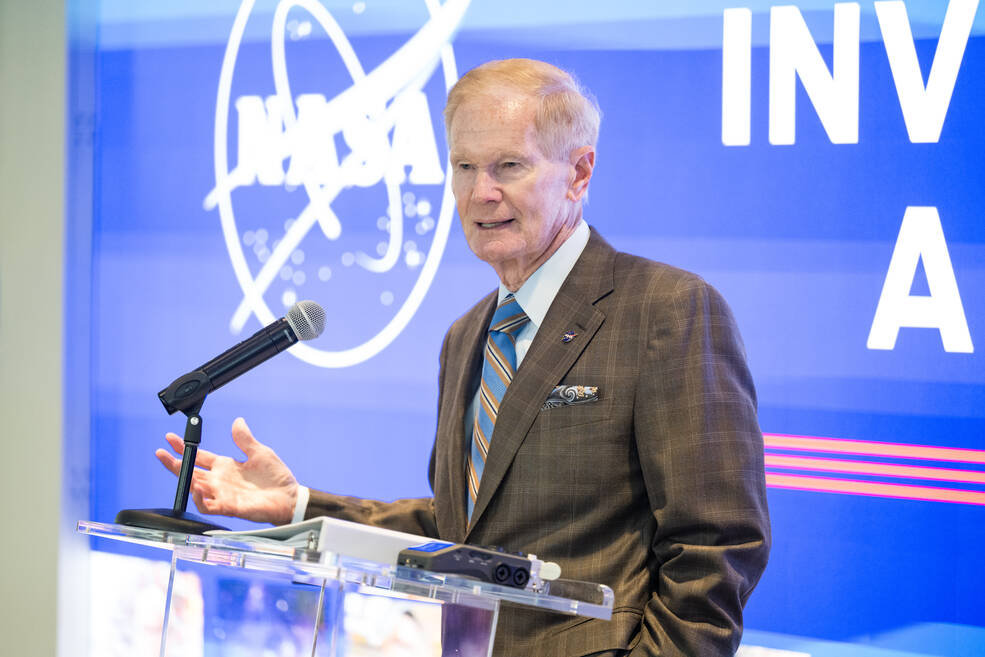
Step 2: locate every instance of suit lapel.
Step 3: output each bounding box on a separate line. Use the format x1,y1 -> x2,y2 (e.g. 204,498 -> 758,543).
436,292 -> 496,543
466,229 -> 616,537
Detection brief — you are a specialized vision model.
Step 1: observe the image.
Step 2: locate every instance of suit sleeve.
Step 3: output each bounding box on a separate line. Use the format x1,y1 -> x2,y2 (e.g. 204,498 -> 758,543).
630,276 -> 771,656
304,490 -> 439,537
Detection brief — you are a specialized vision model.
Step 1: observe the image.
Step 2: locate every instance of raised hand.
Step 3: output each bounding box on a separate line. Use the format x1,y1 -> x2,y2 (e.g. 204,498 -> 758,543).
156,417 -> 299,525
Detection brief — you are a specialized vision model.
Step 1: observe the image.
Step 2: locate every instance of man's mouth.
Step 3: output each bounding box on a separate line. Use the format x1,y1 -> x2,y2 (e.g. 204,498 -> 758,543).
477,218 -> 514,229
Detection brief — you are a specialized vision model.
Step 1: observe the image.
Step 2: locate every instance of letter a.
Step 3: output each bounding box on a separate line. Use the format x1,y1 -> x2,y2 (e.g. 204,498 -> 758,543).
389,90 -> 444,185
868,207 -> 973,353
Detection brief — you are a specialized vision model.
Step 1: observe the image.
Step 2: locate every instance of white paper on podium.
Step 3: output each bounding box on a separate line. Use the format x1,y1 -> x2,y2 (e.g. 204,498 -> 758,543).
206,515 -> 438,565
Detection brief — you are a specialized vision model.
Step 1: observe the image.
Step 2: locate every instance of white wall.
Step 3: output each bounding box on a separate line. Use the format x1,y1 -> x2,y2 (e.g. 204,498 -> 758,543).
0,1 -> 67,655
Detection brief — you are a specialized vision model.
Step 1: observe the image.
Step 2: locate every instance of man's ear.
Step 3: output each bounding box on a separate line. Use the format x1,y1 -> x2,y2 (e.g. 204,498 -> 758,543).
567,146 -> 595,202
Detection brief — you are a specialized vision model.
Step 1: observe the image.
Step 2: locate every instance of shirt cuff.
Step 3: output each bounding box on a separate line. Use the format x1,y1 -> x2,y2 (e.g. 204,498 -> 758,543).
291,485 -> 310,524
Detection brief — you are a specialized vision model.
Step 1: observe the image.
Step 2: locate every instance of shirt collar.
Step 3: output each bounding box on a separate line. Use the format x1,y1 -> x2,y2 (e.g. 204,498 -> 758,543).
498,219 -> 590,329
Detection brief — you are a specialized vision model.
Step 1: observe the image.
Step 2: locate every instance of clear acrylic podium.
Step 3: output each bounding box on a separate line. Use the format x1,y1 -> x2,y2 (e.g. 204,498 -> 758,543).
78,520 -> 613,657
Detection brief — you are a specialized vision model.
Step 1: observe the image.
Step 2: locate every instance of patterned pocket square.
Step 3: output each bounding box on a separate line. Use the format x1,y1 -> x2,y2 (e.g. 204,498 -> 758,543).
542,385 -> 600,410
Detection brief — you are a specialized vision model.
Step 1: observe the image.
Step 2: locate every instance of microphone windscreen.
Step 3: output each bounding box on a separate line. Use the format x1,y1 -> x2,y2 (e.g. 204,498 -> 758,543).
286,300 -> 326,341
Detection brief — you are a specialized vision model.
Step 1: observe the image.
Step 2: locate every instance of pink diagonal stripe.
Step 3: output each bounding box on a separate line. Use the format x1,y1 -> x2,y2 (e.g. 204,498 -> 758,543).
764,433 -> 985,465
765,454 -> 985,484
766,473 -> 985,506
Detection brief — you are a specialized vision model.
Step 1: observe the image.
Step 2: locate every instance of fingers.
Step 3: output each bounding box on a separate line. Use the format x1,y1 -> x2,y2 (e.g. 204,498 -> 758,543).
163,432 -> 218,468
159,433 -> 225,517
231,417 -> 260,457
192,482 -> 225,516
190,447 -> 218,468
165,433 -> 184,453
156,447 -> 218,492
191,486 -> 205,513
155,448 -> 182,476
191,486 -> 215,515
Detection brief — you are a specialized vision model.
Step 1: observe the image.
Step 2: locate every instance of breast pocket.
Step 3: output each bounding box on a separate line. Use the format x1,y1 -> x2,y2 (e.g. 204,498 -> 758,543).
536,398 -> 609,431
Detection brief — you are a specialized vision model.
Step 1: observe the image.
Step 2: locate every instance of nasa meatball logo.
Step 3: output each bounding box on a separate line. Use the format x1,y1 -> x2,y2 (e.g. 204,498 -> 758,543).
206,0 -> 469,367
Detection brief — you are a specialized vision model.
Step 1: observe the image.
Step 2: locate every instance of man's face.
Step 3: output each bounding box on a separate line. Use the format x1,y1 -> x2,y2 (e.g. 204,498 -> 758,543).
449,91 -> 587,289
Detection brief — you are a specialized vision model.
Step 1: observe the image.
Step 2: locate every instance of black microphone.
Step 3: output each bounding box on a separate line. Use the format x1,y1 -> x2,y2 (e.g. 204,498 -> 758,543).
158,300 -> 325,415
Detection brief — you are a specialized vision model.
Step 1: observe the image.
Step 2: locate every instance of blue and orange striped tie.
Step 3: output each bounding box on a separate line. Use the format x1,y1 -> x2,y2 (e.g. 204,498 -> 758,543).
467,295 -> 530,520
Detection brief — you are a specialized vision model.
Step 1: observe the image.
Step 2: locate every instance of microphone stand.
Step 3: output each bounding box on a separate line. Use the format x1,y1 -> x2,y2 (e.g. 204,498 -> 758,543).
116,400 -> 228,534
113,301 -> 325,535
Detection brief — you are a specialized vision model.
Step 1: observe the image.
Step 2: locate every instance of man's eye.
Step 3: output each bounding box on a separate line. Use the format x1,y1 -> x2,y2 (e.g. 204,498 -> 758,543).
457,162 -> 474,171
501,161 -> 519,169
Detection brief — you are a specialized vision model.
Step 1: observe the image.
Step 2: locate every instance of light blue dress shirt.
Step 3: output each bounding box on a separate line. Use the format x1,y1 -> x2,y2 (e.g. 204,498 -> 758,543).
463,219 -> 591,442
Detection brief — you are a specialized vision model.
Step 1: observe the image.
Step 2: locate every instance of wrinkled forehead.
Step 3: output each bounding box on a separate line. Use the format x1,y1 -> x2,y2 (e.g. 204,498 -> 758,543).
449,88 -> 537,139
448,91 -> 539,152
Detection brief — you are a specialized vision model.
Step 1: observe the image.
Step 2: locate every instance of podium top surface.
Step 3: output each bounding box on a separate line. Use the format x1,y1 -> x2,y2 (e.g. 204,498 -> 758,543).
78,519 -> 614,620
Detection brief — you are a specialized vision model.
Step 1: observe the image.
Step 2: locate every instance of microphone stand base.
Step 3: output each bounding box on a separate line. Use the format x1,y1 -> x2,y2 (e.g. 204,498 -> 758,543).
115,508 -> 228,534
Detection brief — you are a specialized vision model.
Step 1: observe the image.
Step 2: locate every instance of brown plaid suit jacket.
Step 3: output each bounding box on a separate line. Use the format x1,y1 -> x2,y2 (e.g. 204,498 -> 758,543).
308,228 -> 771,656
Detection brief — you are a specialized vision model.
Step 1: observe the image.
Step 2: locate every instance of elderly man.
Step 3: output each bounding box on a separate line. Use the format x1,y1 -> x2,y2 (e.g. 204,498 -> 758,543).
158,58 -> 770,656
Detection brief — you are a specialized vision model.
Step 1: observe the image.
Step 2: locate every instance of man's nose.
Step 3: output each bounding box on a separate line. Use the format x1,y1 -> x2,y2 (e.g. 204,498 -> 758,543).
471,170 -> 501,203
